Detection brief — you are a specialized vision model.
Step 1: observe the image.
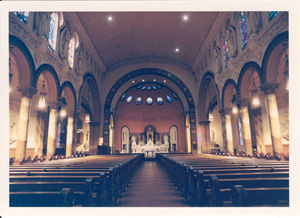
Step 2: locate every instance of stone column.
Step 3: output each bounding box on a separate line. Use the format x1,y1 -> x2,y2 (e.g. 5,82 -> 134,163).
89,121 -> 100,155
252,109 -> 266,154
219,109 -> 227,152
46,101 -> 61,158
199,121 -> 211,153
35,111 -> 47,158
72,110 -> 80,155
15,86 -> 37,162
66,110 -> 75,157
238,98 -> 253,156
220,108 -> 234,154
260,83 -> 283,158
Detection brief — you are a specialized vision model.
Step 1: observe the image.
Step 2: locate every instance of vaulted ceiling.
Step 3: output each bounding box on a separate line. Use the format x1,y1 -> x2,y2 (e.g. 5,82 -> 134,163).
76,12 -> 219,69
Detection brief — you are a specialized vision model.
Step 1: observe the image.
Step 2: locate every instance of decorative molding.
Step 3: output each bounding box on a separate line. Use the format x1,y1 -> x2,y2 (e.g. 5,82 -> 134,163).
231,48 -> 253,68
260,82 -> 280,94
43,49 -> 63,71
199,121 -> 210,126
17,86 -> 38,98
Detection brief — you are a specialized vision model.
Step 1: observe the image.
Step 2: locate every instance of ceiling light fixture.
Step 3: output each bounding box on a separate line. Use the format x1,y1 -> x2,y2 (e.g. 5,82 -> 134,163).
183,15 -> 189,21
153,79 -> 156,82
132,80 -> 135,83
107,16 -> 113,21
163,80 -> 166,83
175,48 -> 179,52
142,79 -> 145,82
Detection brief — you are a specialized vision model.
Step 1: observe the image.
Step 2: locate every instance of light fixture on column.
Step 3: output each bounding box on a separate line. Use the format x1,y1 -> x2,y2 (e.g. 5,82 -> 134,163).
85,89 -> 90,123
9,49 -> 13,92
38,80 -> 47,108
60,97 -> 67,118
283,43 -> 289,90
251,78 -> 260,106
232,94 -> 239,114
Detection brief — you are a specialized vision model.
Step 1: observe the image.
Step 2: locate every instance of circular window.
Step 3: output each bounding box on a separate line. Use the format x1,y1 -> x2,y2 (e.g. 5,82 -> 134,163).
166,95 -> 173,103
136,97 -> 142,105
126,95 -> 133,103
146,97 -> 153,105
120,92 -> 127,101
172,92 -> 178,100
157,97 -> 164,105
147,86 -> 152,91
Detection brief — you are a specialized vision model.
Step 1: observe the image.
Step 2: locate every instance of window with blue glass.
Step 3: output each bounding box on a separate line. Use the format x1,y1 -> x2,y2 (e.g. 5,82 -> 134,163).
172,92 -> 178,100
48,12 -> 59,52
238,118 -> 243,146
166,95 -> 173,103
156,84 -> 162,89
136,97 -> 142,105
269,11 -> 279,21
239,11 -> 248,49
68,37 -> 75,69
152,86 -> 157,90
14,12 -> 29,24
146,97 -> 153,105
137,85 -> 142,89
223,37 -> 229,68
141,86 -> 146,91
126,95 -> 133,103
157,97 -> 164,105
147,86 -> 151,91
120,93 -> 127,101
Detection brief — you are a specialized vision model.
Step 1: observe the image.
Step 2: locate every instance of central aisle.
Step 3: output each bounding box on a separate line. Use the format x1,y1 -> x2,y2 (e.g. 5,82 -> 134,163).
117,161 -> 188,207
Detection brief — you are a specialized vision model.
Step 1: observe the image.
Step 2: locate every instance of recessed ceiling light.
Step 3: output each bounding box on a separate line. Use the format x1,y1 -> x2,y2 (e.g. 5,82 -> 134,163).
108,16 -> 113,21
183,15 -> 189,21
175,48 -> 179,52
142,79 -> 145,82
153,79 -> 156,82
163,80 -> 166,83
132,80 -> 135,83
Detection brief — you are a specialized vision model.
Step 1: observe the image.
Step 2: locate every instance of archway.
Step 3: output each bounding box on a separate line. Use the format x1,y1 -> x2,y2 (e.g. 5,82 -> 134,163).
104,68 -> 196,154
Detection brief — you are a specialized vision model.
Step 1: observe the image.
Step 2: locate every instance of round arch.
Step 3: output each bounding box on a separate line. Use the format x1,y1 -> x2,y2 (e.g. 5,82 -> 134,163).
261,31 -> 288,84
9,34 -> 36,87
103,68 -> 196,151
237,61 -> 262,98
78,72 -> 101,122
59,81 -> 77,111
222,79 -> 237,108
198,71 -> 220,121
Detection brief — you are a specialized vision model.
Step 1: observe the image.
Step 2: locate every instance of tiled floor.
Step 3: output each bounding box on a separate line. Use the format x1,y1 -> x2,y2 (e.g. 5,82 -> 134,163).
117,161 -> 188,207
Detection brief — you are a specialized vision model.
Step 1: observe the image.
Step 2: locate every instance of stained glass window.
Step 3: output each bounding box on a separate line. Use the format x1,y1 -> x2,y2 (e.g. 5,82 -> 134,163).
157,97 -> 163,105
152,86 -> 157,90
146,97 -> 153,105
156,84 -> 162,89
147,86 -> 152,91
237,118 -> 243,146
14,12 -> 29,24
239,11 -> 248,49
223,37 -> 229,68
56,121 -> 61,148
141,86 -> 147,91
120,93 -> 127,101
269,11 -> 279,21
137,85 -> 142,89
166,95 -> 173,103
68,37 -> 75,69
48,13 -> 59,52
136,97 -> 142,105
126,95 -> 133,103
172,92 -> 178,100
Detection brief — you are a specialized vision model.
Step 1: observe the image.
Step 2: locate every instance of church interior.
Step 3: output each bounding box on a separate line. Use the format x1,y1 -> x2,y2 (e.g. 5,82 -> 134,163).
6,10 -> 292,209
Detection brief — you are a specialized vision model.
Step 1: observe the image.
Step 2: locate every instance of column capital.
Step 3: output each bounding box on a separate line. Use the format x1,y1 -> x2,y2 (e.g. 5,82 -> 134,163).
89,121 -> 101,127
37,110 -> 47,119
48,100 -> 62,109
199,120 -> 210,126
260,82 -> 280,94
236,97 -> 249,107
17,86 -> 38,98
219,107 -> 232,115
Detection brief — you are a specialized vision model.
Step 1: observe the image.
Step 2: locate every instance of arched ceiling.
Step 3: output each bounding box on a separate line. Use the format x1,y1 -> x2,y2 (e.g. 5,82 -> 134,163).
75,12 -> 219,69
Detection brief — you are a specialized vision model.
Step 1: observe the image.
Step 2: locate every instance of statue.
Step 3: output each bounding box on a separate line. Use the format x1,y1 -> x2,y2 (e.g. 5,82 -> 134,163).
131,136 -> 137,153
246,12 -> 261,36
213,40 -> 222,73
35,12 -> 50,39
225,25 -> 237,58
163,135 -> 169,146
59,27 -> 71,60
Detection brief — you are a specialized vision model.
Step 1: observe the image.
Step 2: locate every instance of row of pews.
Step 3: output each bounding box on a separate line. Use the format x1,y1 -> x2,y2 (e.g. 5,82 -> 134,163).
9,154 -> 143,207
158,154 -> 289,207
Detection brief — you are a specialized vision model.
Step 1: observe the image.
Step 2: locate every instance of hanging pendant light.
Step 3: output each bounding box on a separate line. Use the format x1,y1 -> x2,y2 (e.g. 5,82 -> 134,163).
60,97 -> 67,118
251,78 -> 260,106
38,80 -> 47,108
208,109 -> 214,121
85,89 -> 90,123
232,94 -> 238,114
283,43 -> 289,90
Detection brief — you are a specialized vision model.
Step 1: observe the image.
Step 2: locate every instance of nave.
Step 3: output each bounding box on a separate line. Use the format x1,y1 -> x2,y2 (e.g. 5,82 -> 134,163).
9,154 -> 289,207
